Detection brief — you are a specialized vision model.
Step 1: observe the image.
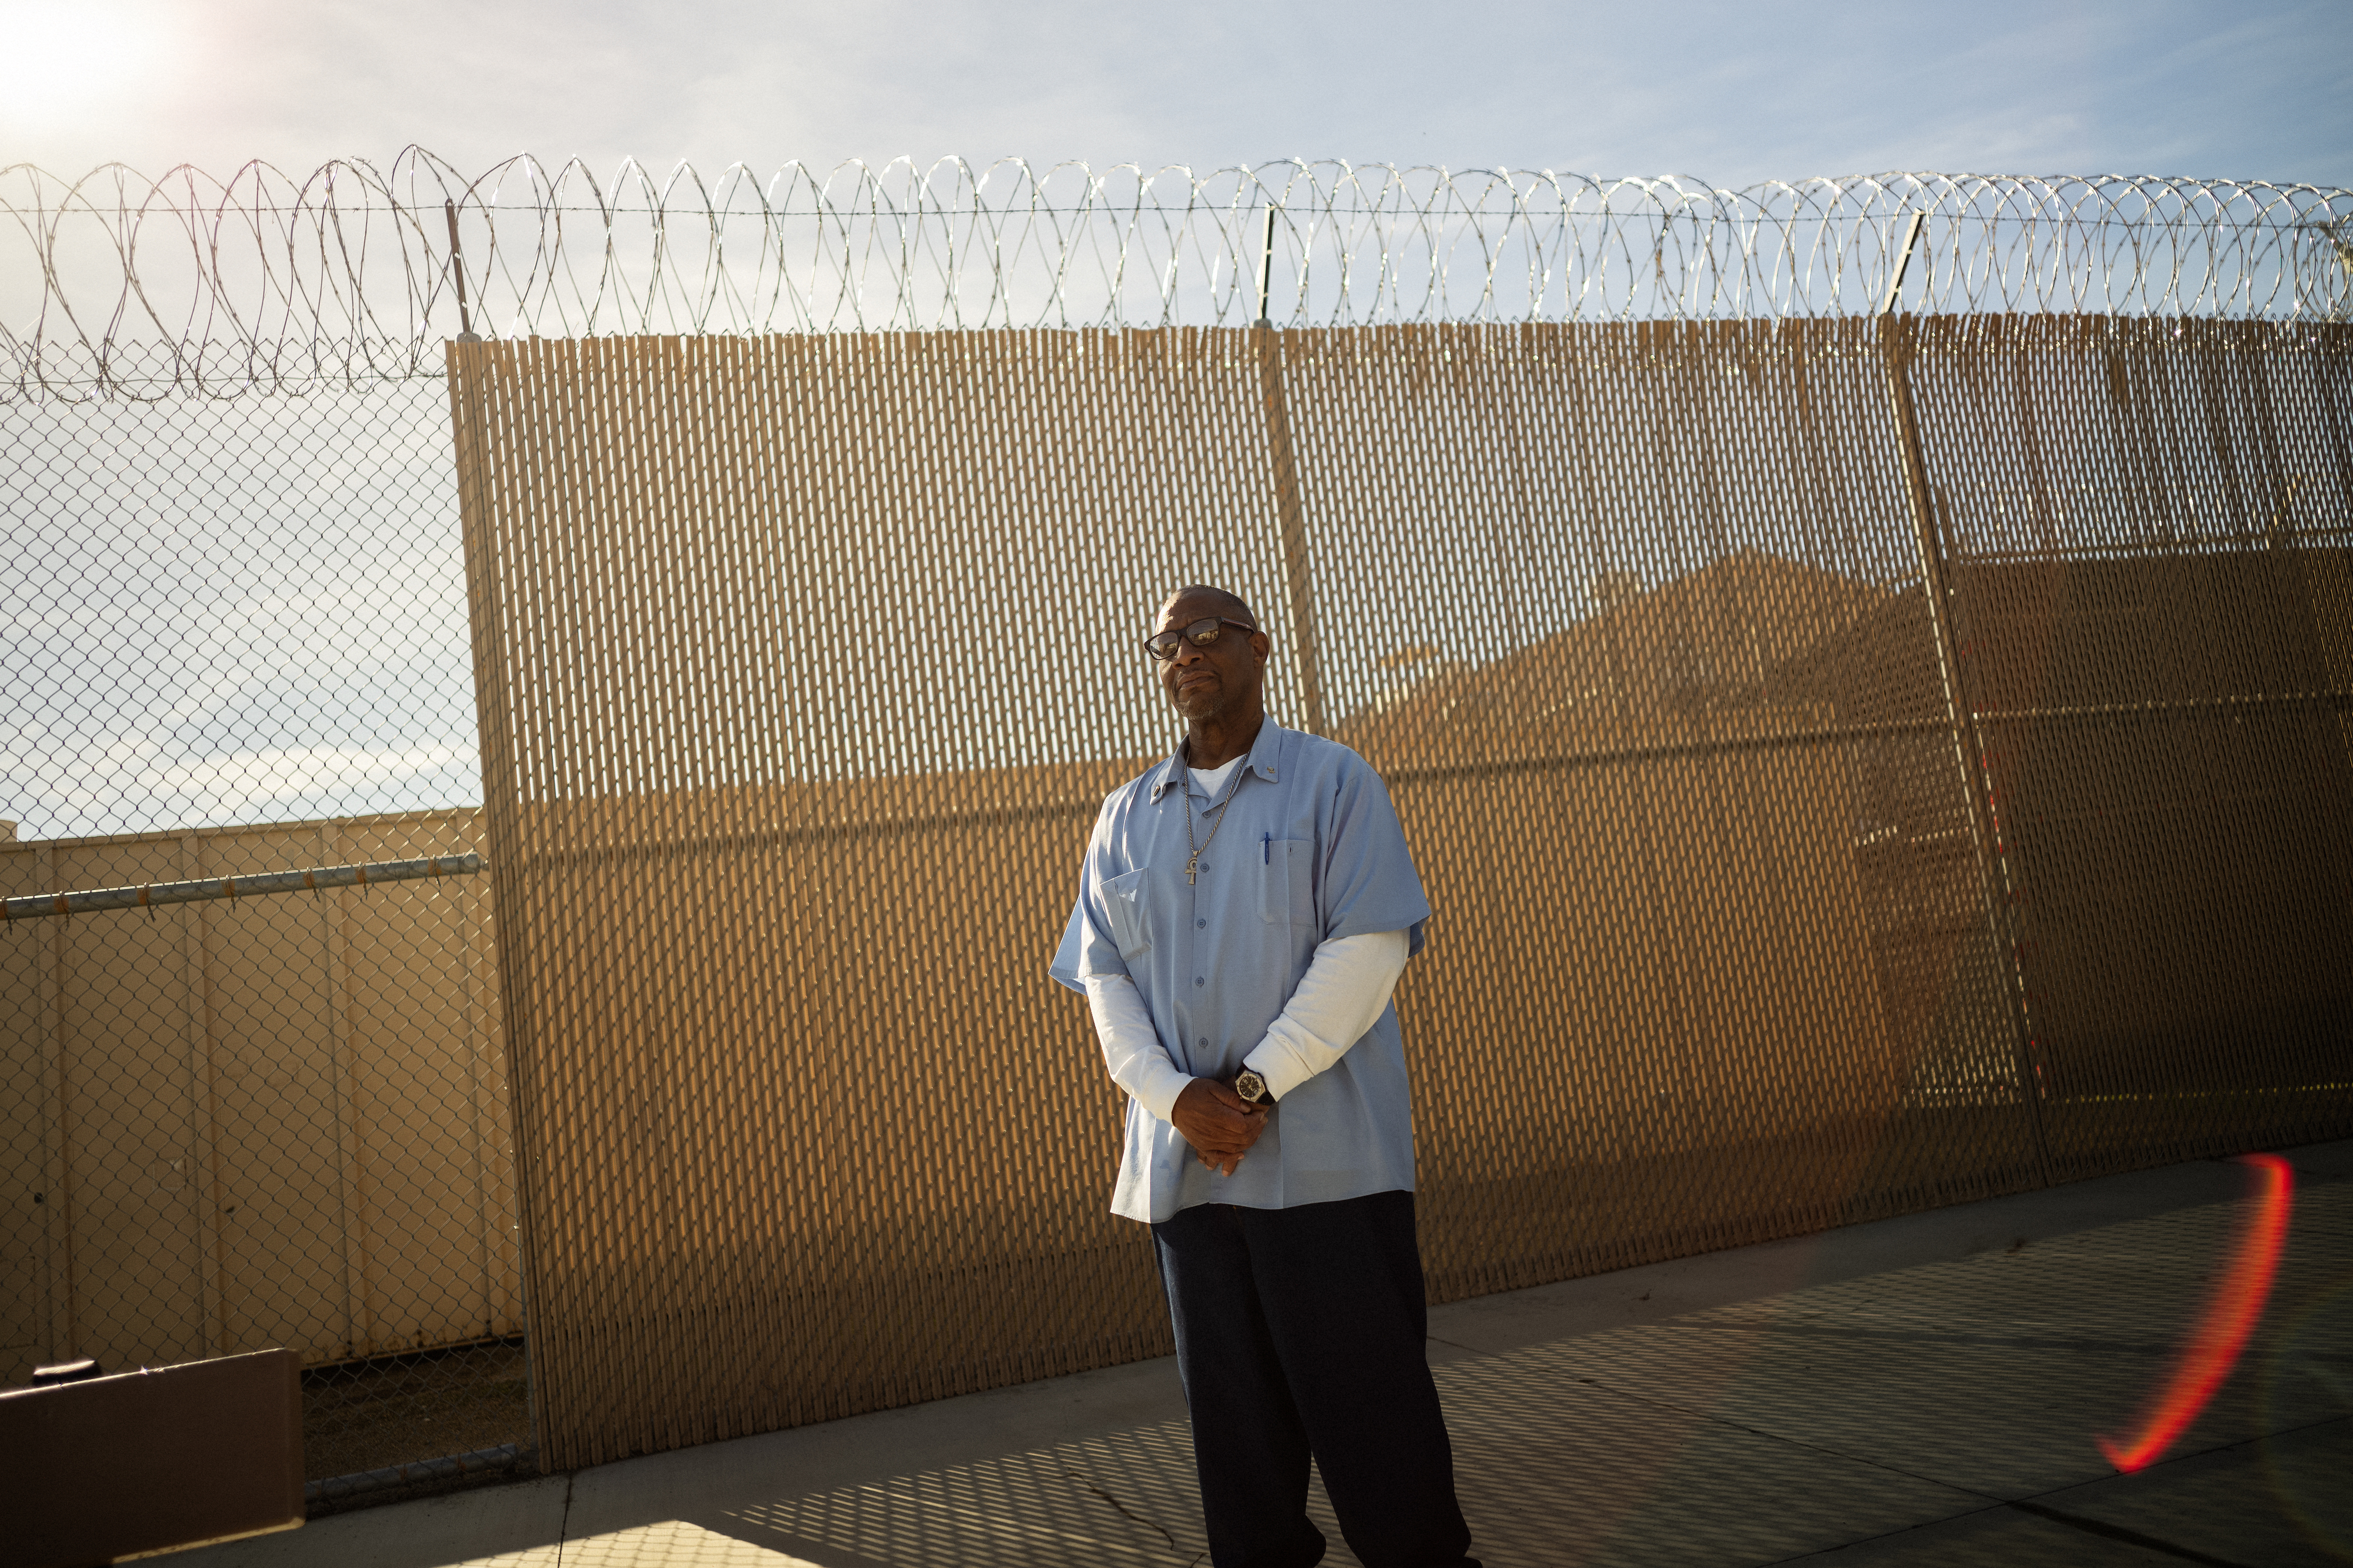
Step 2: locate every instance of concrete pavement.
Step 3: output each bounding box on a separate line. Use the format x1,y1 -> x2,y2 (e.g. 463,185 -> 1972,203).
174,1140 -> 2353,1567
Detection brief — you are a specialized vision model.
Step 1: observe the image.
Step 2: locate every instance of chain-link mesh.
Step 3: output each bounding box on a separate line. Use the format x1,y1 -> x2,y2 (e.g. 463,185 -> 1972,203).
2,350 -> 525,1506
448,319 -> 2349,1471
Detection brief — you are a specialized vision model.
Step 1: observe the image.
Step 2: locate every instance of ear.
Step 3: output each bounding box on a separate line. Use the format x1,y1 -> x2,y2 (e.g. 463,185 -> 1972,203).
1249,629 -> 1271,662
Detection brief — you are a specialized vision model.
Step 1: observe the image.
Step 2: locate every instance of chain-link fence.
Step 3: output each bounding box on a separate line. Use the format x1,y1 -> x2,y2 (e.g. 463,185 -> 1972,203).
6,159 -> 2351,1504
1,352 -> 525,1506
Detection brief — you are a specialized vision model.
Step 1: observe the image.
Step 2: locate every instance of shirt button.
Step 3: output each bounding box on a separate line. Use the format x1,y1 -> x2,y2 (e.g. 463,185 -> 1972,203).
1198,1036 -> 1208,1047
1196,918 -> 1207,928
1195,977 -> 1205,986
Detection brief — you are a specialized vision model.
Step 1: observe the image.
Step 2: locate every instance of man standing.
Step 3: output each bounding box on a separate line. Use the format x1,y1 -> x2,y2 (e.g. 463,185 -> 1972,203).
1051,586 -> 1479,1568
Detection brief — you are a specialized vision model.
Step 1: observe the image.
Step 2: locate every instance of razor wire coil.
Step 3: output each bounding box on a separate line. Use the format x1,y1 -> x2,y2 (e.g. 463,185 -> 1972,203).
5,154 -> 2350,399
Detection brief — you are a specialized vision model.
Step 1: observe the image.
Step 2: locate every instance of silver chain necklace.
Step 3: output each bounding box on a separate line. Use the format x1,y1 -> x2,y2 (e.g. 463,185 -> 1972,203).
1183,759 -> 1245,885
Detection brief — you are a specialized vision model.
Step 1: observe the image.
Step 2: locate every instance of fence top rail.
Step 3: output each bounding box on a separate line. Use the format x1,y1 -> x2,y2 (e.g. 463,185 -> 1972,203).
0,852 -> 486,921
5,155 -> 2349,398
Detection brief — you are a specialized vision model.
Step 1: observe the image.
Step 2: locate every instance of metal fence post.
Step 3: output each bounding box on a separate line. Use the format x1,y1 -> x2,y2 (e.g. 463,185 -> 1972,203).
1253,203 -> 1328,735
445,200 -> 482,343
1878,311 -> 2054,1178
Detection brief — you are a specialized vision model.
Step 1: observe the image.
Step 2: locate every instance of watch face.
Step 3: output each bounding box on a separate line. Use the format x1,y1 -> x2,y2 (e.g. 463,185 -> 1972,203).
1236,1069 -> 1268,1104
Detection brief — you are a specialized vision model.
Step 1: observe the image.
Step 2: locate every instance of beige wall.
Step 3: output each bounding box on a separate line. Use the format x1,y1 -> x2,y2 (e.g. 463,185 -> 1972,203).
1,809 -> 517,1382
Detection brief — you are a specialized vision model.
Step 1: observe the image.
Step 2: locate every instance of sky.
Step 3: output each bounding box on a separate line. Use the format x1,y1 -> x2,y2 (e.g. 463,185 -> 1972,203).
2,0 -> 2349,191
6,0 -> 2352,843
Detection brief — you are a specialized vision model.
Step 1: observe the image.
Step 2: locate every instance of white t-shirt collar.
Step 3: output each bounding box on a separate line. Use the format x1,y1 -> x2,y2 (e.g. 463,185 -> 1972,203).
1188,755 -> 1244,796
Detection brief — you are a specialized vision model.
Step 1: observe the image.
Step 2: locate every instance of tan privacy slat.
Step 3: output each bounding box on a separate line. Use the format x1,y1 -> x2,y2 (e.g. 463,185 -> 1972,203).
449,319 -> 2353,1471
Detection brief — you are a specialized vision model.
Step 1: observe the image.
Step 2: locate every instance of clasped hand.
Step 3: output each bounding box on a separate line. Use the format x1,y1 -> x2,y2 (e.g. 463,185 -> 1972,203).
1172,1076 -> 1268,1177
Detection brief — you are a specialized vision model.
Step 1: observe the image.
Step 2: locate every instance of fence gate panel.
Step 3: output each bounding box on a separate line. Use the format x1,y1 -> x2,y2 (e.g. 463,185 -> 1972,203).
1911,318 -> 2353,1172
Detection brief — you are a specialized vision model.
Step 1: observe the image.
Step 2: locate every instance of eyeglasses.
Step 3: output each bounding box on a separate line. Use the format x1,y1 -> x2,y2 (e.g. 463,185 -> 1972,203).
1144,616 -> 1260,661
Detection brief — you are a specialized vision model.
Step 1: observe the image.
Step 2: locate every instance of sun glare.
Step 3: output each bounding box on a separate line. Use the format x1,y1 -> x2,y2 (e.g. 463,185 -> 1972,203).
0,2 -> 169,126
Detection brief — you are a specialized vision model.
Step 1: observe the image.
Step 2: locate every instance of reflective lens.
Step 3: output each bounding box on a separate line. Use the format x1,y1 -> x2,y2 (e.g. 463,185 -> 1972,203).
1145,616 -> 1251,660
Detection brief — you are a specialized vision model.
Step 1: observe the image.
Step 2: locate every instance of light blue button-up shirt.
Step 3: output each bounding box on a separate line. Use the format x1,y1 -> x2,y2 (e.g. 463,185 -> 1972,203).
1050,719 -> 1432,1223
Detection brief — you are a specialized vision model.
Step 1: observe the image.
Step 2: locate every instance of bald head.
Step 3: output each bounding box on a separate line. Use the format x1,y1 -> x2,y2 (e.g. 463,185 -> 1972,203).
1160,585 -> 1258,630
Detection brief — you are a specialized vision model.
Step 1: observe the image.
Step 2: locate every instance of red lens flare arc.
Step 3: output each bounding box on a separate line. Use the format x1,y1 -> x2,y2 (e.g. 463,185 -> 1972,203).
2097,1153 -> 2295,1473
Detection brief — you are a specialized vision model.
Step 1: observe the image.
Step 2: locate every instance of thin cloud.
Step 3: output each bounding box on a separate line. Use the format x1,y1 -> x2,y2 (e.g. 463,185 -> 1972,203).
1,1 -> 2342,187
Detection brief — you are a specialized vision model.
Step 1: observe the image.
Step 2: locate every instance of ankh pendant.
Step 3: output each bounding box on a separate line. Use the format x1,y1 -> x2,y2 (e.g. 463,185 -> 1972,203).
1185,856 -> 1200,885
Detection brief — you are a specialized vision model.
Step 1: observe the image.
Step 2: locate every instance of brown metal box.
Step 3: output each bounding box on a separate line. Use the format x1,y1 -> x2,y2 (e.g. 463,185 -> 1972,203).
0,1348 -> 303,1567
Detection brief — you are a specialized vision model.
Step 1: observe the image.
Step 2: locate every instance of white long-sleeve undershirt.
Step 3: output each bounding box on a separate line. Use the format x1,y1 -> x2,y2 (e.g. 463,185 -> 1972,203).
1082,927 -> 1411,1122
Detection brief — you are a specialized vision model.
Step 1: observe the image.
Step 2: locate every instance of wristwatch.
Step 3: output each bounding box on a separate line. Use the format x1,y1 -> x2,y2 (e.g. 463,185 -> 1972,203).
1233,1067 -> 1274,1109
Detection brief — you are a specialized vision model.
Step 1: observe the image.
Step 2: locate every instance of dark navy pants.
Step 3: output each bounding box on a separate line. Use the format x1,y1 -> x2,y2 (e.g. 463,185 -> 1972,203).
1151,1190 -> 1478,1568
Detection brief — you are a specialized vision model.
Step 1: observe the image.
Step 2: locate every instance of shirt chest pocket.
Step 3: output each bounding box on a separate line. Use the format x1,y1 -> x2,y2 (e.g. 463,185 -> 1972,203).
1098,867 -> 1152,959
1261,839 -> 1316,929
